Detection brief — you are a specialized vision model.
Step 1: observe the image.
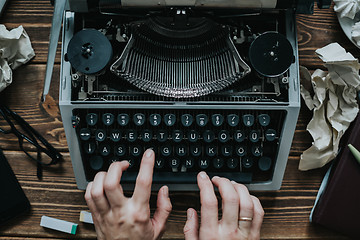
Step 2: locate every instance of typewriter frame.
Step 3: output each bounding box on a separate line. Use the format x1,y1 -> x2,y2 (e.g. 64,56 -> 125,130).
59,9 -> 300,191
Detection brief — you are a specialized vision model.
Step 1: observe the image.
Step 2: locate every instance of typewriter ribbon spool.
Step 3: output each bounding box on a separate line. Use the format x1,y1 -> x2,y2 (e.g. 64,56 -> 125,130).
248,32 -> 294,78
66,29 -> 113,75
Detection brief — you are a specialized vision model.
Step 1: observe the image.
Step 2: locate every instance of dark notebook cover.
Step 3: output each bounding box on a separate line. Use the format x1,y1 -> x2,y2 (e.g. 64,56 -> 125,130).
311,114 -> 360,238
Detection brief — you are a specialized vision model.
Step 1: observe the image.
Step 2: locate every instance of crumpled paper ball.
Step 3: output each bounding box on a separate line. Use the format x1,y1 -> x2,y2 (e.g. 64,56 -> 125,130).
334,0 -> 360,19
0,24 -> 35,93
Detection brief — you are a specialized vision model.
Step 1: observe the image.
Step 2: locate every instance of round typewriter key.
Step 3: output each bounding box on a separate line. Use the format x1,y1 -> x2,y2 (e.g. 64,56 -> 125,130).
84,142 -> 96,154
110,129 -> 122,142
79,128 -> 91,141
133,113 -> 146,126
234,130 -> 245,142
242,157 -> 253,169
227,158 -> 239,169
154,158 -> 165,169
249,31 -> 294,77
130,145 -> 142,157
126,130 -> 138,142
99,143 -> 111,157
188,130 -> 199,142
185,158 -> 195,169
108,157 -> 119,164
175,145 -> 187,157
205,145 -> 217,157
127,159 -> 135,169
102,113 -> 115,126
89,156 -> 103,171
258,156 -> 272,171
243,114 -> 255,127
213,158 -> 224,169
251,145 -> 263,157
172,130 -> 183,143
221,145 -> 233,157
118,113 -> 129,126
227,114 -> 239,127
258,114 -> 271,127
141,130 -> 153,142
198,159 -> 209,169
218,130 -> 230,143
115,144 -> 126,156
157,130 -> 168,142
164,114 -> 176,127
236,145 -> 247,157
149,114 -> 161,126
265,129 -> 277,141
95,129 -> 106,142
169,158 -> 181,169
160,145 -> 172,157
67,29 -> 113,74
211,114 -> 224,127
203,130 -> 215,143
196,114 -> 208,127
86,113 -> 98,126
190,145 -> 202,157
181,114 -> 193,127
249,130 -> 260,143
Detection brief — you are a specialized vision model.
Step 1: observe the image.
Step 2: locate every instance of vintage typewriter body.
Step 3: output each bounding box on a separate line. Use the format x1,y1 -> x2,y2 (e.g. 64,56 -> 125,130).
55,0 -> 327,190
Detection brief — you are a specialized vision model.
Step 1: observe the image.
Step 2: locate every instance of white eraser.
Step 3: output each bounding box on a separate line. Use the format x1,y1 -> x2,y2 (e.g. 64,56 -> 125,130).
40,215 -> 78,234
79,211 -> 94,224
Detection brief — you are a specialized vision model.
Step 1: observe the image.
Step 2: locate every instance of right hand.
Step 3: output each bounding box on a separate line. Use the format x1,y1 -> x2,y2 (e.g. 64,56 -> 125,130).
183,172 -> 264,240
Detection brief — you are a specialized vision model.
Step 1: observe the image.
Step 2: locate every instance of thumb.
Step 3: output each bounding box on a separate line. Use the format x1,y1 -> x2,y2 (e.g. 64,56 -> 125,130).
152,185 -> 172,239
184,208 -> 199,240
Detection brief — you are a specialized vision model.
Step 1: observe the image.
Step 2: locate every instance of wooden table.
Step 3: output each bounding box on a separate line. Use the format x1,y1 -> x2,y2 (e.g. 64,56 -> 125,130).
0,1 -> 357,239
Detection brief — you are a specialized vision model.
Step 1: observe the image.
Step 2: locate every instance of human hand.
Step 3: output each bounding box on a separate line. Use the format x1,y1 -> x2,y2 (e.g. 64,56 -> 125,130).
84,149 -> 172,240
183,172 -> 264,240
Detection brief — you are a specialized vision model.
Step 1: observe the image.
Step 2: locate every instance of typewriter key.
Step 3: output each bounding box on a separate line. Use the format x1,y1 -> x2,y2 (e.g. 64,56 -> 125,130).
249,32 -> 294,77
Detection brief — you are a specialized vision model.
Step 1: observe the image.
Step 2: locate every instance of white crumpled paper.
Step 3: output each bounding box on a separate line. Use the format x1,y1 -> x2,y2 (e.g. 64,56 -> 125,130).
0,24 -> 35,93
334,0 -> 360,19
299,43 -> 360,171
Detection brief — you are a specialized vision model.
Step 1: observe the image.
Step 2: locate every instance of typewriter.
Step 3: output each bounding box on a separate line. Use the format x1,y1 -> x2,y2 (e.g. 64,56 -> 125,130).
45,0 -> 329,190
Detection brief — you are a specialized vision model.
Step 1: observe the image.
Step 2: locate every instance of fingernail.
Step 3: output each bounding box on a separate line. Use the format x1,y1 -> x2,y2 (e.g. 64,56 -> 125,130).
199,171 -> 207,179
145,149 -> 154,158
187,209 -> 193,219
212,176 -> 220,180
163,185 -> 169,197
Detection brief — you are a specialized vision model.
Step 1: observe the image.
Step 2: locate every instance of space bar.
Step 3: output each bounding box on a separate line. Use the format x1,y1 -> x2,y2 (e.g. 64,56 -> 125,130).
121,172 -> 252,184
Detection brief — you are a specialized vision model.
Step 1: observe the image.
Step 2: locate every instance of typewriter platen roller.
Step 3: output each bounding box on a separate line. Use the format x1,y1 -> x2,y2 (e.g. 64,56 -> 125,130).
55,0 -> 329,190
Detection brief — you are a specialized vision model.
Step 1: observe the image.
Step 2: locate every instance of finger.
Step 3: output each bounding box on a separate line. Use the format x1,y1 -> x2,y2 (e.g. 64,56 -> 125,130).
197,171 -> 218,230
184,208 -> 199,240
249,195 -> 264,239
232,182 -> 254,233
91,171 -> 110,214
133,149 -> 155,205
152,186 -> 172,239
211,176 -> 239,229
84,182 -> 105,238
84,182 -> 99,218
104,161 -> 129,208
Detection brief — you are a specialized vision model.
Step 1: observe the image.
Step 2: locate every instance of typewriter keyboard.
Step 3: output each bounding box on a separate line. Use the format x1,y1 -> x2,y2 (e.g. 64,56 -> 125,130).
72,109 -> 286,184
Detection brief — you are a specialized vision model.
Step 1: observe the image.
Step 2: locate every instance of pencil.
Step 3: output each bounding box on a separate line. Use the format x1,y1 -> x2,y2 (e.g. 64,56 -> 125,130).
348,144 -> 360,165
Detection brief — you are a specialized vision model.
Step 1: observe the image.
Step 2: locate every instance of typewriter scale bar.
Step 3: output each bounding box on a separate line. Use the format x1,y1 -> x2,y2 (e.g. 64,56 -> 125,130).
60,5 -> 300,190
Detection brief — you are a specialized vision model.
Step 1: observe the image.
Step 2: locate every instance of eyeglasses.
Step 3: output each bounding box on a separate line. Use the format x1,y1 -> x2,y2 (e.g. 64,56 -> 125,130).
0,105 -> 62,179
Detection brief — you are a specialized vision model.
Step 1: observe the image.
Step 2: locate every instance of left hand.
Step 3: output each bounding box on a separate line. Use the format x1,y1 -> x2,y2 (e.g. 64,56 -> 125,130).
84,149 -> 172,240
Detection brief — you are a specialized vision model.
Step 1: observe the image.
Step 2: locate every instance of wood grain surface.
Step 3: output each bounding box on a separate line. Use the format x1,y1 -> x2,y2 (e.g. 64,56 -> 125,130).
0,1 -> 357,239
